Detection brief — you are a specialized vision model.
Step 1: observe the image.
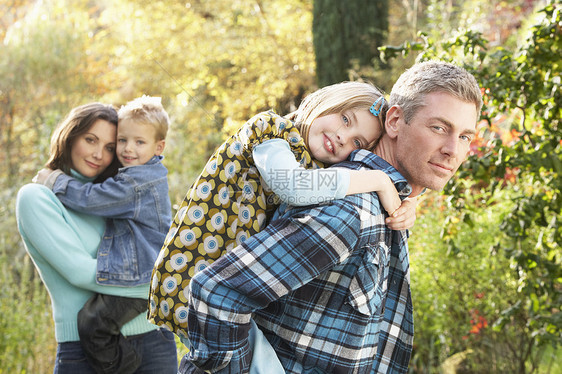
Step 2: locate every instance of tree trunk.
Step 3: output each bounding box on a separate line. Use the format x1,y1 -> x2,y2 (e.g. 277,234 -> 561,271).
313,0 -> 388,86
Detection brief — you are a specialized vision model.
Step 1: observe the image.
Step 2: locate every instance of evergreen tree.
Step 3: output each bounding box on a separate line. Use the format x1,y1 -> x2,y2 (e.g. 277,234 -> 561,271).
313,0 -> 388,86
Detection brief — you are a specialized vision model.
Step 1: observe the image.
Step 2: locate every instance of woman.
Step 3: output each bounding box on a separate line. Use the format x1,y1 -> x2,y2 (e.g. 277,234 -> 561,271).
16,103 -> 177,373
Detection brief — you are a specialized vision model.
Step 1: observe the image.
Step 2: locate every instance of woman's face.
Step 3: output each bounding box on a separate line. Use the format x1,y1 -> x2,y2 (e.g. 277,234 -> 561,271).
70,119 -> 117,178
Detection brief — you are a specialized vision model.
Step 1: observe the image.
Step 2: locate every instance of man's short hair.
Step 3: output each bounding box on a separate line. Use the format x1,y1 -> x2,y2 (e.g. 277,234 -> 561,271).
389,61 -> 483,124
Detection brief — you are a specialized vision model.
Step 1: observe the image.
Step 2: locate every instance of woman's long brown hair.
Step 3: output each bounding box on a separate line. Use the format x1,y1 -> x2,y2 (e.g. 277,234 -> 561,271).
46,103 -> 120,182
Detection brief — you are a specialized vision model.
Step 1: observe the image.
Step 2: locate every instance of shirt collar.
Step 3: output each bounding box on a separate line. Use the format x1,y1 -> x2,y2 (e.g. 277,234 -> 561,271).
70,169 -> 96,183
347,149 -> 413,198
145,154 -> 164,165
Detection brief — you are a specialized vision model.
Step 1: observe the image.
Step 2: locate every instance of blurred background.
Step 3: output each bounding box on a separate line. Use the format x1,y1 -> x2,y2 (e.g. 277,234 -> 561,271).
1,0 -> 560,372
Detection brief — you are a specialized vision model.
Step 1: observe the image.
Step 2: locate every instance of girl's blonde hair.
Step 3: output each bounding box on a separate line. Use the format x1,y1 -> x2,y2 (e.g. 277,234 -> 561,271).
46,102 -> 119,182
287,81 -> 388,147
118,96 -> 169,140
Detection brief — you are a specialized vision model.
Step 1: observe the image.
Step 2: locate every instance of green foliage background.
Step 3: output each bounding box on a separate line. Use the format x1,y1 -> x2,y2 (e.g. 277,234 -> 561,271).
1,0 -> 560,373
380,2 -> 561,371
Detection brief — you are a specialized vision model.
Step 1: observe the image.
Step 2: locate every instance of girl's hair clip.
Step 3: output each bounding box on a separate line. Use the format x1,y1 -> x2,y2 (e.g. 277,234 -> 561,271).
369,97 -> 385,117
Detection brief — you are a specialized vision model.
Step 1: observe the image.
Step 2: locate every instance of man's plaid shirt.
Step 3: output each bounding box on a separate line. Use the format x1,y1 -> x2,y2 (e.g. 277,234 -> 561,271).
184,150 -> 414,373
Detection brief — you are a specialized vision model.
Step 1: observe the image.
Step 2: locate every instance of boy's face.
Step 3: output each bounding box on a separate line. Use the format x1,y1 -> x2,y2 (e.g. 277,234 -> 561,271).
116,119 -> 165,167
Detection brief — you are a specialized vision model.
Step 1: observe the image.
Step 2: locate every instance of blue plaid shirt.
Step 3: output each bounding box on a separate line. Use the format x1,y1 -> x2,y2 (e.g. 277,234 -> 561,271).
183,150 -> 414,373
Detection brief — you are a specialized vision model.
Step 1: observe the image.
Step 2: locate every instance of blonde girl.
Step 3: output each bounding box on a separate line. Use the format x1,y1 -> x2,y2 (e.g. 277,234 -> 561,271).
149,81 -> 417,340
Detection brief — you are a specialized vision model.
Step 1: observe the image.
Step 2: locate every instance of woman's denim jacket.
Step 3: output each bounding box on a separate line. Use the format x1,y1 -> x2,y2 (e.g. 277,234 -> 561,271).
52,155 -> 172,286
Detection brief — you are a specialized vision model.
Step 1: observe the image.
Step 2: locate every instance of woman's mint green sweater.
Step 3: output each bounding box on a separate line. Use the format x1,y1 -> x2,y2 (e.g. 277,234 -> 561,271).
16,177 -> 158,343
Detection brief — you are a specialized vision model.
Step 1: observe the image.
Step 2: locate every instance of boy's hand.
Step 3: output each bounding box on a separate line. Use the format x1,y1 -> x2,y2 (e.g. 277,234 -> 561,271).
385,197 -> 417,230
32,168 -> 54,184
32,168 -> 63,189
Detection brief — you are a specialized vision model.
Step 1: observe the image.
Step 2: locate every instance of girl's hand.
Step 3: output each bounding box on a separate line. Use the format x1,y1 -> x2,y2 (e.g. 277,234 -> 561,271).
385,196 -> 417,230
346,169 -> 416,230
376,174 -> 402,217
32,168 -> 55,185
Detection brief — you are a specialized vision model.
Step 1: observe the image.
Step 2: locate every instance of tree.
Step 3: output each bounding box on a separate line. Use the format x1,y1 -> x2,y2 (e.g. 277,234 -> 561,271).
0,2 -> 119,370
1,1 -> 318,371
312,0 -> 388,86
90,0 -> 317,201
381,1 -> 561,371
0,0 -> 115,185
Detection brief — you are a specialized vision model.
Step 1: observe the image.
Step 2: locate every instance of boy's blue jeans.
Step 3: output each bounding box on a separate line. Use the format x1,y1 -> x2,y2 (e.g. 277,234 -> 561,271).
77,293 -> 148,373
54,328 -> 177,373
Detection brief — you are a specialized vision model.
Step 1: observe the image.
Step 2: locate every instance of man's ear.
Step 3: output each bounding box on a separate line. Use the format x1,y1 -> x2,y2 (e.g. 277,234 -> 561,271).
384,105 -> 403,139
155,139 -> 166,156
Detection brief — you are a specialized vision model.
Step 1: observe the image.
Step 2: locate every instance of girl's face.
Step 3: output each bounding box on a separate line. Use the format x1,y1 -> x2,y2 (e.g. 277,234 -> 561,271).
307,109 -> 382,164
70,119 -> 117,178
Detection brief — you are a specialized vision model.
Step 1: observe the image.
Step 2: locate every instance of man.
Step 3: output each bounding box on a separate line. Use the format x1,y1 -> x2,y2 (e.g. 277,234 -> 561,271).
180,61 -> 483,373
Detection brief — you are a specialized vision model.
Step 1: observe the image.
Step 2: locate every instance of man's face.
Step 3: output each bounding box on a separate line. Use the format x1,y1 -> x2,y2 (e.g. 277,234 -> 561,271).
392,92 -> 478,195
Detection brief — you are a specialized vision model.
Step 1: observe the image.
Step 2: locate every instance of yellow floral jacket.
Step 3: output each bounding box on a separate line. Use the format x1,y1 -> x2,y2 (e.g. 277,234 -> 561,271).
148,110 -> 322,335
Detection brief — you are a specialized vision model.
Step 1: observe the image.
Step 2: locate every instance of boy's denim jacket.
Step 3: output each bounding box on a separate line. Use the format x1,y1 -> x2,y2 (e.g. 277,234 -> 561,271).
52,155 -> 172,286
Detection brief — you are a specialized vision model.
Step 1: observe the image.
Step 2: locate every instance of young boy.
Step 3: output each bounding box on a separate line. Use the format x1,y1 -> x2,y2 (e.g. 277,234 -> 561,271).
37,96 -> 171,373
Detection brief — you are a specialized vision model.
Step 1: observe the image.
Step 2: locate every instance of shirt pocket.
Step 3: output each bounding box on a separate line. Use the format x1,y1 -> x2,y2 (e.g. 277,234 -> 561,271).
347,242 -> 390,316
109,225 -> 140,280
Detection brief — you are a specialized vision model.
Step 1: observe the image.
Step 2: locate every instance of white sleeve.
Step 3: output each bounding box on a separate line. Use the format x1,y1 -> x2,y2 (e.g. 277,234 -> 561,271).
253,138 -> 350,206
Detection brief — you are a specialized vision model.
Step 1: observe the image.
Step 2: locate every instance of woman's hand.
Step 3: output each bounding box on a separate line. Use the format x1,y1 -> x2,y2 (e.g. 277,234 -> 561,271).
32,168 -> 55,185
385,196 -> 417,231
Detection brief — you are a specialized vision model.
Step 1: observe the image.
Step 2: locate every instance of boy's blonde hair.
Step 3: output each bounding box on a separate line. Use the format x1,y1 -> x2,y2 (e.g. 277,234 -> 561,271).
118,96 -> 170,140
287,81 -> 388,147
